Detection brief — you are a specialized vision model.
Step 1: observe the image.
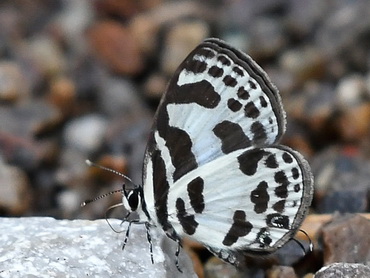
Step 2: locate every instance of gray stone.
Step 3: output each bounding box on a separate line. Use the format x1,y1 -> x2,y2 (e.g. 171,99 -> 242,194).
314,263 -> 370,278
0,217 -> 197,278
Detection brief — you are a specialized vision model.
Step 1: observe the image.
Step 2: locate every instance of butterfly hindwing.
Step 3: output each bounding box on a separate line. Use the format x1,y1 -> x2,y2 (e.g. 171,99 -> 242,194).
166,145 -> 313,252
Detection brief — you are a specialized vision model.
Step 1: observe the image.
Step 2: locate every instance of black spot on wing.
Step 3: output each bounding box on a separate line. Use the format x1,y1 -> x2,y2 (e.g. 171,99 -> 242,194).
266,213 -> 290,229
259,96 -> 268,107
256,227 -> 272,247
152,150 -> 172,231
167,79 -> 221,108
274,171 -> 289,198
244,101 -> 260,118
292,167 -> 299,179
248,80 -> 257,90
213,121 -> 251,154
183,59 -> 207,74
250,181 -> 269,214
176,198 -> 198,235
217,55 -> 231,66
251,121 -> 267,145
196,48 -> 216,59
232,66 -> 244,76
227,98 -> 242,112
272,200 -> 285,213
282,152 -> 293,163
265,153 -> 278,168
223,75 -> 237,87
222,210 -> 253,246
166,127 -> 197,182
187,177 -> 205,214
294,183 -> 301,192
237,86 -> 250,100
208,66 -> 224,78
237,148 -> 268,176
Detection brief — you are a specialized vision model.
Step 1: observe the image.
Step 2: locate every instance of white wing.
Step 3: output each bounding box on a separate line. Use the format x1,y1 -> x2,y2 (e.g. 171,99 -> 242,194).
166,145 -> 313,253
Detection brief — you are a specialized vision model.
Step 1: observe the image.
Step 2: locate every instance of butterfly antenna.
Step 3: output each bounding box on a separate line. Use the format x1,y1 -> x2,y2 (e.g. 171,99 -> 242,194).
85,159 -> 135,185
81,188 -> 124,207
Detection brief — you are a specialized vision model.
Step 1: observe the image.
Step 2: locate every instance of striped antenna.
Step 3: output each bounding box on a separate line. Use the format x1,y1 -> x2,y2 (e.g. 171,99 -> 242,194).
85,159 -> 134,184
81,188 -> 124,207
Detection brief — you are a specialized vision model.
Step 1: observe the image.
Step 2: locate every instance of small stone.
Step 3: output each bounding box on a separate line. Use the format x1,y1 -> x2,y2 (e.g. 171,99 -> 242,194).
94,0 -> 163,18
63,114 -> 108,153
337,103 -> 370,144
87,20 -> 144,75
320,214 -> 370,265
26,35 -> 66,78
279,46 -> 326,86
204,256 -> 243,278
266,265 -> 298,278
161,20 -> 209,75
336,74 -> 367,108
0,61 -> 29,102
0,100 -> 59,138
248,17 -> 286,59
96,73 -> 142,116
314,263 -> 370,278
311,146 -> 370,213
0,156 -> 31,215
129,1 -> 209,56
143,73 -> 168,99
48,76 -> 77,117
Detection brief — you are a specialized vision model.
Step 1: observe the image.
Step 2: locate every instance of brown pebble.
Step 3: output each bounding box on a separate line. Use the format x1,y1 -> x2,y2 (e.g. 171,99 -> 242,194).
87,20 -> 144,75
48,76 -> 77,117
94,0 -> 162,18
320,214 -> 370,265
266,265 -> 298,278
0,159 -> 32,215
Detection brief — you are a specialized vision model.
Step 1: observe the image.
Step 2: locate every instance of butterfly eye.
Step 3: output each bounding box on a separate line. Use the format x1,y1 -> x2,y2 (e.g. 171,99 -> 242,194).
126,190 -> 140,211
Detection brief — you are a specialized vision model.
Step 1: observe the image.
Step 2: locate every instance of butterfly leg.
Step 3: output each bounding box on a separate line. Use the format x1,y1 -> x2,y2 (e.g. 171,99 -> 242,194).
175,239 -> 183,273
145,222 -> 154,264
122,221 -> 132,250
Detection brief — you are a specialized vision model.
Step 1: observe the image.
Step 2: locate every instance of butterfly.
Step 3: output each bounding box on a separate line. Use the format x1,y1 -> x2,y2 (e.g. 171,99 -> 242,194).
86,38 -> 314,271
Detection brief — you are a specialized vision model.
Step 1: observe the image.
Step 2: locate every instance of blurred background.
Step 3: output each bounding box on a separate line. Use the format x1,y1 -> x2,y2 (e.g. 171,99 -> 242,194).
0,0 -> 369,275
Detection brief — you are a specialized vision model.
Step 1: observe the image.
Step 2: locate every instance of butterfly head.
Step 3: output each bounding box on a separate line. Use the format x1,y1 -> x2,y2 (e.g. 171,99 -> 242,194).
122,186 -> 142,213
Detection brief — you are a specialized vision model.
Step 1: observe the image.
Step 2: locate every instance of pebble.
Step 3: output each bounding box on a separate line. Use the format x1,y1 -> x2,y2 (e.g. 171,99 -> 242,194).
63,114 -> 108,154
320,214 -> 370,265
314,263 -> 370,278
248,17 -> 286,59
279,46 -> 326,87
87,20 -> 144,75
0,156 -> 31,215
311,146 -> 370,213
0,61 -> 28,102
266,265 -> 298,278
94,0 -> 163,19
129,1 -> 210,56
161,20 -> 209,75
48,76 -> 77,117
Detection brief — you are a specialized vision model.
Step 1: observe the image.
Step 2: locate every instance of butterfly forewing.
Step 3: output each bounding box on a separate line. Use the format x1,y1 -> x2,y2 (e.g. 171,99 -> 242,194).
141,38 -> 313,266
144,39 -> 286,184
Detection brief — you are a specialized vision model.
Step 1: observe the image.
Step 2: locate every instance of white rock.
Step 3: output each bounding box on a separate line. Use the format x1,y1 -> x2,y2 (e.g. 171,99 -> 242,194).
0,217 -> 197,278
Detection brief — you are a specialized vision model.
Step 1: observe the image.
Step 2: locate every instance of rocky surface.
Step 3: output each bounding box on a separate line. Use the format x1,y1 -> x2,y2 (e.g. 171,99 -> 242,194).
0,217 -> 196,278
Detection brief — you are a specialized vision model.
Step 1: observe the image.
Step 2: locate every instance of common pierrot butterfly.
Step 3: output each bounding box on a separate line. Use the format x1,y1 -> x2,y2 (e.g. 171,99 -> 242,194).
85,38 -> 313,271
